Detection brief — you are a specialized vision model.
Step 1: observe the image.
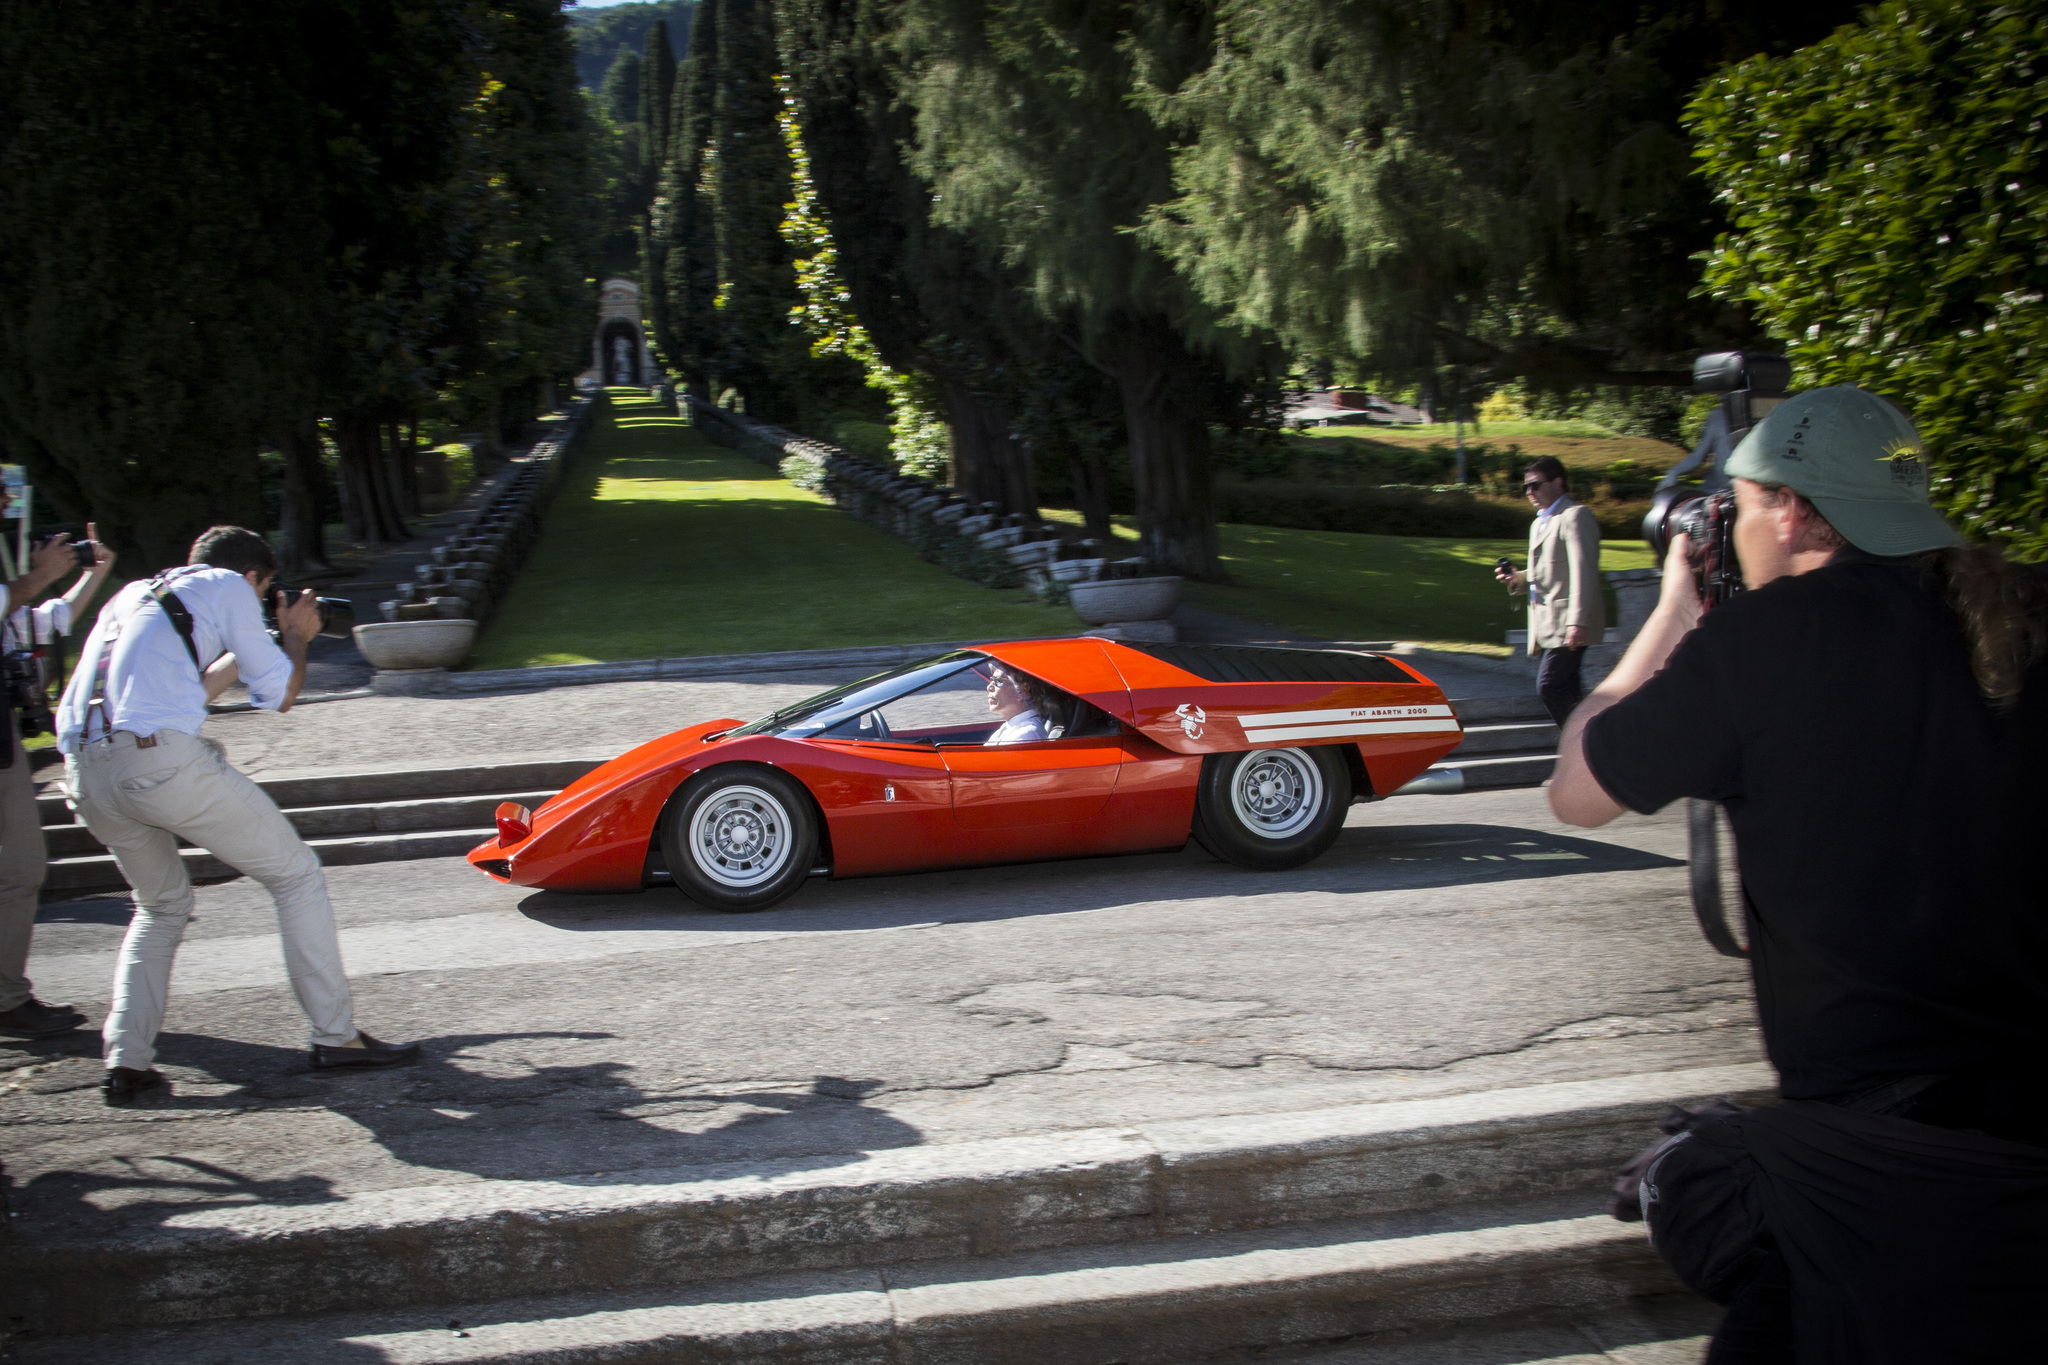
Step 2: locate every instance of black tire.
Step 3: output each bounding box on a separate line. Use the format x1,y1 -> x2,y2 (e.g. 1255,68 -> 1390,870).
1192,745 -> 1351,872
660,764 -> 819,912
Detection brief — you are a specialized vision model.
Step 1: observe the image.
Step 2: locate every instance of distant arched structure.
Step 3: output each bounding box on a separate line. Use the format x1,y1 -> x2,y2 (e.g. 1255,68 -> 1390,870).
583,278 -> 657,387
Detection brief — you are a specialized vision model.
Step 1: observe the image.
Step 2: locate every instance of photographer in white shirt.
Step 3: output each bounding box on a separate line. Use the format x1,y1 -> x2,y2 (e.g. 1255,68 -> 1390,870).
55,526 -> 419,1106
0,523 -> 114,1041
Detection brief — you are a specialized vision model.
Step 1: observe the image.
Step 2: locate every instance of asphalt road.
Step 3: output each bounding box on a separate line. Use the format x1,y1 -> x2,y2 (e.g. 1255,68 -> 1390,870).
1,782 -> 1762,1246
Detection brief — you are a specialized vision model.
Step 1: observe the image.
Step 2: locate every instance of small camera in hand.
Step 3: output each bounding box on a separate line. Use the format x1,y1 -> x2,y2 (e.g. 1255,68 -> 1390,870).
36,533 -> 97,568
263,585 -> 357,640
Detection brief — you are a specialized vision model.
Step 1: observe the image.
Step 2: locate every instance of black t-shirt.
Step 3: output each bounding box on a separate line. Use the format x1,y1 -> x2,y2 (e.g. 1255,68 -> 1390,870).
1584,554 -> 2048,1100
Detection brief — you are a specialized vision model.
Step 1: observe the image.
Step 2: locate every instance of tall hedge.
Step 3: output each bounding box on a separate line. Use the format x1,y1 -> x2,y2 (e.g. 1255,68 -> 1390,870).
1687,0 -> 2048,556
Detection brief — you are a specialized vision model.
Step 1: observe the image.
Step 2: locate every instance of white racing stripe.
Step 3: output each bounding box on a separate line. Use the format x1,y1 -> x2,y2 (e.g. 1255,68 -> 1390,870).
1244,719 -> 1463,743
1236,703 -> 1456,728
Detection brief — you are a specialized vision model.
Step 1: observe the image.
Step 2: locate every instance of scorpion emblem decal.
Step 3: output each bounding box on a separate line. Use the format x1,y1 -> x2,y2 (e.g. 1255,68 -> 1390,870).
1175,704 -> 1207,740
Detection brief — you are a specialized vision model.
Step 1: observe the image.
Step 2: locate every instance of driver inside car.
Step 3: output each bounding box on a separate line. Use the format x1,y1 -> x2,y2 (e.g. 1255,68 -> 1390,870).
983,665 -> 1050,744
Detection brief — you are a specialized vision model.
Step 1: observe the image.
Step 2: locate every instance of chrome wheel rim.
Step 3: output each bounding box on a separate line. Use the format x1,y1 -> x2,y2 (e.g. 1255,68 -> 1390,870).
1228,748 -> 1322,840
688,785 -> 793,888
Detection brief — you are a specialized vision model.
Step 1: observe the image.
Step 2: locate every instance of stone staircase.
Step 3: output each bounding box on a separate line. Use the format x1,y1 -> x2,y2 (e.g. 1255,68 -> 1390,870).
37,758 -> 603,894
6,1064 -> 1759,1363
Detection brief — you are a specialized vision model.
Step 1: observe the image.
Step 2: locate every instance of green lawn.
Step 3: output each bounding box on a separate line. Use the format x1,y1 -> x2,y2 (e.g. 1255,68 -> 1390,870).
469,391 -> 1075,668
1044,510 -> 1656,650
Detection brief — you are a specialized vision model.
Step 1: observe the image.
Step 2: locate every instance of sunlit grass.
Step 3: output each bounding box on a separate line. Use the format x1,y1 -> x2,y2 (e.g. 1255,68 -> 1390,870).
470,394 -> 1075,669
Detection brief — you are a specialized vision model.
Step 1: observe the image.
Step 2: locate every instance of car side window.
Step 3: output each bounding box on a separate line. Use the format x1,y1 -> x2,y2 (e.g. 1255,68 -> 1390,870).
820,668 -> 997,745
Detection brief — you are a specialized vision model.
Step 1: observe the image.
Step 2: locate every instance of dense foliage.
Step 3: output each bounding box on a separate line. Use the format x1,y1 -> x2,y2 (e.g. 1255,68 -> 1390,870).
0,1 -> 596,569
1688,0 -> 2048,557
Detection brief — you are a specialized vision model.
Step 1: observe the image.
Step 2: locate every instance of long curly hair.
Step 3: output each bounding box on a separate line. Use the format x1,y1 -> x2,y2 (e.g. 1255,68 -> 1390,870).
1915,544 -> 2048,712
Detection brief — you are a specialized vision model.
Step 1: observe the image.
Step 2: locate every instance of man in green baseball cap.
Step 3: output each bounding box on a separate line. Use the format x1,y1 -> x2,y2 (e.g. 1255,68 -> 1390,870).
1540,383 -> 2048,1360
1726,385 -> 1962,557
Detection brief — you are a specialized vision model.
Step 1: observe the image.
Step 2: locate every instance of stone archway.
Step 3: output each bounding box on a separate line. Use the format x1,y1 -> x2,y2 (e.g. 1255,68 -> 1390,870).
584,278 -> 656,388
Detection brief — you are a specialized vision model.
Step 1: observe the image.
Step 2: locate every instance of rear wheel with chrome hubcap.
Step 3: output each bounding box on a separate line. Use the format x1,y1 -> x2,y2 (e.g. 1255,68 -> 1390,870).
1192,745 -> 1350,871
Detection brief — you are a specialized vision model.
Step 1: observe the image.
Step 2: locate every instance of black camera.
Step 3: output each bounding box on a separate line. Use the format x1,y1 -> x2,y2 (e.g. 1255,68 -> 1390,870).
1641,350 -> 1792,612
2,650 -> 53,739
35,533 -> 97,568
264,586 -> 357,640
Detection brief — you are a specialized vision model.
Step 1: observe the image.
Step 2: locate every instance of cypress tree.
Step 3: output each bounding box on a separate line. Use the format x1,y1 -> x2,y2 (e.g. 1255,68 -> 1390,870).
660,0 -> 724,393
638,19 -> 680,368
712,0 -> 801,416
638,19 -> 678,205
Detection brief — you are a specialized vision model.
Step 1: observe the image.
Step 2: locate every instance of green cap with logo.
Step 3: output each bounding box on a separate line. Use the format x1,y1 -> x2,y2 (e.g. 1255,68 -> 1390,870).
1725,385 -> 1963,555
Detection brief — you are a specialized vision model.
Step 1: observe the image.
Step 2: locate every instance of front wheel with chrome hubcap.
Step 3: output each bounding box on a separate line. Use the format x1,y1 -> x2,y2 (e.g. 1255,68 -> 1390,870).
1192,745 -> 1350,871
662,765 -> 819,911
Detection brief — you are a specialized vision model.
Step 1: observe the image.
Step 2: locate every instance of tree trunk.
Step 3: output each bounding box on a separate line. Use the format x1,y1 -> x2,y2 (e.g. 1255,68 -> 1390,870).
335,408 -> 410,543
1096,318 -> 1221,581
277,417 -> 329,574
1068,448 -> 1112,540
937,374 -> 1036,515
387,419 -> 419,518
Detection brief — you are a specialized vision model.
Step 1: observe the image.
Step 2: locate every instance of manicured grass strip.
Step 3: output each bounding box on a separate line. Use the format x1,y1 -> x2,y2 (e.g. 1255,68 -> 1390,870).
470,392 -> 1075,669
1042,510 -> 1656,649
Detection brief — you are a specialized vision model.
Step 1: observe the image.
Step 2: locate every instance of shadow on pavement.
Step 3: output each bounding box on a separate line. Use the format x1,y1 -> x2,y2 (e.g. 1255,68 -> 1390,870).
514,822 -> 1683,938
6,1032 -> 923,1240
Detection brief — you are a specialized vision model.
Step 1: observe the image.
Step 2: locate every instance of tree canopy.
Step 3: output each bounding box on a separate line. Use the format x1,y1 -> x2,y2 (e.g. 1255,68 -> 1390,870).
1688,0 -> 2048,557
0,1 -> 596,569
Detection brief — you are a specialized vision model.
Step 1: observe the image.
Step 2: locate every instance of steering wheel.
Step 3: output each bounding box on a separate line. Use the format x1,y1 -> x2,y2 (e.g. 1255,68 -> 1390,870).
863,709 -> 891,741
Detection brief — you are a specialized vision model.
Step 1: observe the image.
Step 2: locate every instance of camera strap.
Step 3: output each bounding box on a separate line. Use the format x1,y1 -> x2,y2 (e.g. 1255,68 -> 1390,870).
143,575 -> 204,678
81,569 -> 206,744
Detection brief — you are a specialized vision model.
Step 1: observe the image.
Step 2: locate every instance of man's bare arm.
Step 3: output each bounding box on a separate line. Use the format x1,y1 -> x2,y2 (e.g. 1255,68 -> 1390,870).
1549,535 -> 1702,828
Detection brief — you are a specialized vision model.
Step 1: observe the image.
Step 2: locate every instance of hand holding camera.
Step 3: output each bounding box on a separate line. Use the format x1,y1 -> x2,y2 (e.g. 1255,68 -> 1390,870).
1493,556 -> 1525,594
272,588 -> 327,650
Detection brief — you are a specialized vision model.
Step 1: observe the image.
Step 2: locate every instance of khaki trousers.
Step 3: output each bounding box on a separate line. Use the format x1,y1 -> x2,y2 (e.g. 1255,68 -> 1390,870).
68,729 -> 356,1070
0,730 -> 50,1012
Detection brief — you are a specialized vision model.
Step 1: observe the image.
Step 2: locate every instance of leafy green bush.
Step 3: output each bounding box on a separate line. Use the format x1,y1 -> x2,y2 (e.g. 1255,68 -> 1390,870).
780,450 -> 830,493
1688,0 -> 2048,556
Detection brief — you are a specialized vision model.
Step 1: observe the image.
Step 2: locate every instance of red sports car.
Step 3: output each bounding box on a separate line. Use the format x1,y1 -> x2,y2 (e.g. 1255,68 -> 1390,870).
469,639 -> 1462,910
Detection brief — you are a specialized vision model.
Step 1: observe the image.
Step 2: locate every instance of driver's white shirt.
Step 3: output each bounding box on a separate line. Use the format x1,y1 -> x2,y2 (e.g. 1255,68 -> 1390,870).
985,708 -> 1046,745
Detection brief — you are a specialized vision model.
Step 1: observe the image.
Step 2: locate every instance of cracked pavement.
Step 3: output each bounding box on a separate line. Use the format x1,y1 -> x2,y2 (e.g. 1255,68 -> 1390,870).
1,781 -> 1762,1246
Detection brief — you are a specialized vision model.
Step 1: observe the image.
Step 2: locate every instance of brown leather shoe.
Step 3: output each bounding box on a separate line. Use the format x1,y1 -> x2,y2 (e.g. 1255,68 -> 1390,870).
308,1032 -> 421,1070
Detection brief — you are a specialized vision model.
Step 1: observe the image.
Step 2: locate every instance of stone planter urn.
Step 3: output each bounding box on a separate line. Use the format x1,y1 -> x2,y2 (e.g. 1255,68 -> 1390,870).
1069,574 -> 1182,626
354,619 -> 477,670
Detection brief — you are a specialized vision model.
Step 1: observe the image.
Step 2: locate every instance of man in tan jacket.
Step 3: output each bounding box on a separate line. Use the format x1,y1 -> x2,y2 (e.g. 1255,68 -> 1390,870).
1495,457 -> 1604,725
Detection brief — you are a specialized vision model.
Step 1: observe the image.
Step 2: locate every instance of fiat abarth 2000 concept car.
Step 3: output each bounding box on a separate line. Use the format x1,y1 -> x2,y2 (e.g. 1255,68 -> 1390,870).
469,639 -> 1464,911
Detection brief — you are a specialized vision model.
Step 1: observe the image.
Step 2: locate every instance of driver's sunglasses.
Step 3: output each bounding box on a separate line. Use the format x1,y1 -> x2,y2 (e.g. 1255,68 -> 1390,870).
1521,479 -> 1550,492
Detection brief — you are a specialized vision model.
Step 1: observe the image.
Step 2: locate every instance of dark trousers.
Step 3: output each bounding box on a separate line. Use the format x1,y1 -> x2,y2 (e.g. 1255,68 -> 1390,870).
1536,645 -> 1587,727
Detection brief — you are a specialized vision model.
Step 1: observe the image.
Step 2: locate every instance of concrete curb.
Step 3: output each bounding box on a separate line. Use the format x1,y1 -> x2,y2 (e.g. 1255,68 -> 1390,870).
0,1063 -> 1773,1336
12,1206 -> 1677,1365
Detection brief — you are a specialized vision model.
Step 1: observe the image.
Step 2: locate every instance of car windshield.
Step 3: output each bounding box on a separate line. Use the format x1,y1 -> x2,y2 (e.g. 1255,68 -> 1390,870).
725,653 -> 986,739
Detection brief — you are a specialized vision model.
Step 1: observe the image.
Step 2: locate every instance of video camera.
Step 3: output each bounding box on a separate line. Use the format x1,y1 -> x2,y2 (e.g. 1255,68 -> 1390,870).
264,585 -> 357,641
1641,351 -> 1791,611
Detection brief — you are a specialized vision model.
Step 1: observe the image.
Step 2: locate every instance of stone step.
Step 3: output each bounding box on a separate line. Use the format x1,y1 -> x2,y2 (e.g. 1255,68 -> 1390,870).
1446,721 -> 1556,759
41,791 -> 556,859
7,1196 -> 1690,1365
34,758 -> 604,826
0,1064 -> 1770,1339
1186,1292 -> 1718,1364
42,827 -> 496,893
